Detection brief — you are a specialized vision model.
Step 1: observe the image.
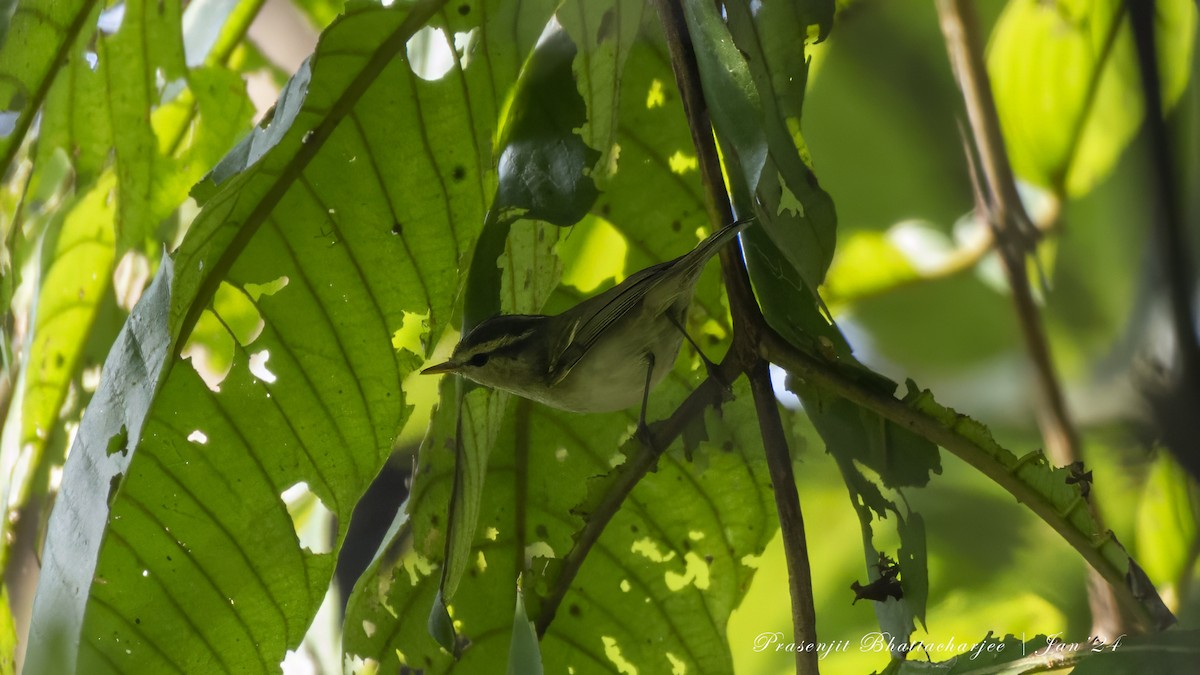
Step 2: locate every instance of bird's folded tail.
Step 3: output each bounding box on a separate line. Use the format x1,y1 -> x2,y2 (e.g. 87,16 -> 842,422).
672,217 -> 755,280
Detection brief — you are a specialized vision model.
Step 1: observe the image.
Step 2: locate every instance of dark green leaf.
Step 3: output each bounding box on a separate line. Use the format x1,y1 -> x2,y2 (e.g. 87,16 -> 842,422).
25,1 -> 563,670
494,25 -> 599,227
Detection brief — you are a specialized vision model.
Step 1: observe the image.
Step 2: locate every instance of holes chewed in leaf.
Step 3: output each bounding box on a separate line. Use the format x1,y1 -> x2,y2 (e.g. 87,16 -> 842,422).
524,541 -> 554,568
215,281 -> 264,346
646,78 -> 666,109
248,350 -> 277,383
244,275 -> 290,302
281,482 -> 333,554
668,150 -> 698,174
106,425 -> 129,457
114,251 -> 151,311
182,310 -> 233,391
406,27 -> 456,81
390,310 -> 429,358
630,537 -> 674,563
97,3 -> 125,34
664,551 -> 711,591
601,637 -> 637,675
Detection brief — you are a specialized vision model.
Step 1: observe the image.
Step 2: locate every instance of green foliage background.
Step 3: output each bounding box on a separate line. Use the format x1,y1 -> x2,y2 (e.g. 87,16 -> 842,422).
0,0 -> 1197,673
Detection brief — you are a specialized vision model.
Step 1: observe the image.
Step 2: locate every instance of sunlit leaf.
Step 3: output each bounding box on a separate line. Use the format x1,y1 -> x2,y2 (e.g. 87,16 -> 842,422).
25,0 -> 561,670
348,379 -> 774,674
0,0 -> 100,173
1135,452 -> 1199,600
989,0 -> 1197,196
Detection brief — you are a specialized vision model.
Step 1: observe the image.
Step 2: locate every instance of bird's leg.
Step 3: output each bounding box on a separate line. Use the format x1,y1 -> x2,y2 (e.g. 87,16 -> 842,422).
668,313 -> 731,398
636,352 -> 657,451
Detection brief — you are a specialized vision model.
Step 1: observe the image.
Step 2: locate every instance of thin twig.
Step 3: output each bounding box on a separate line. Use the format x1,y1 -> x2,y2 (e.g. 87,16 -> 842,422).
750,361 -> 820,675
649,1 -> 817,673
534,354 -> 751,637
935,0 -> 1125,638
825,198 -> 1060,306
1125,0 -> 1200,482
760,326 -> 1163,631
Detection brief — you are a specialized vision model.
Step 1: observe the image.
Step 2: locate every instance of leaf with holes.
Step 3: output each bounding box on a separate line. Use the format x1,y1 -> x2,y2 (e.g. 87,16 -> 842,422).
0,0 -> 99,174
347,376 -> 775,674
24,0 -> 563,671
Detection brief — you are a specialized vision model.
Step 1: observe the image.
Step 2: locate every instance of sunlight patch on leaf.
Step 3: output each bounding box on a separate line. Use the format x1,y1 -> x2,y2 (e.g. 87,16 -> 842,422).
665,652 -> 687,675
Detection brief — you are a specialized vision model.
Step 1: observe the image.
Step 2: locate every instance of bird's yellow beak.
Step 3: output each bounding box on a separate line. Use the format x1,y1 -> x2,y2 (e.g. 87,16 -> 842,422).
420,360 -> 459,375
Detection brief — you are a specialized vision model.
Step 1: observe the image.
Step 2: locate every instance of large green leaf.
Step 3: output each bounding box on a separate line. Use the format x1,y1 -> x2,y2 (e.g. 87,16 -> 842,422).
343,23 -> 780,671
98,0 -> 188,247
683,0 -> 943,648
989,0 -> 1197,196
683,0 -> 838,293
23,0 -> 566,670
346,378 -> 774,673
0,0 -> 101,174
3,0 -> 256,588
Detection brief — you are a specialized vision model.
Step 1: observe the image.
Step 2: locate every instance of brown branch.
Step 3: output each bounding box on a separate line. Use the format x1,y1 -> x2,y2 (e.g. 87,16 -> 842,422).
1126,0 -> 1200,482
534,353 -> 752,637
750,361 -> 820,675
536,3 -> 821,670
934,0 -> 1125,638
650,1 -> 816,673
760,326 -> 1163,631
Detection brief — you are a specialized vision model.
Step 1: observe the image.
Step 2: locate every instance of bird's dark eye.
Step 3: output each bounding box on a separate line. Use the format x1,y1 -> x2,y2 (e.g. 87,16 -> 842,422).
467,353 -> 489,367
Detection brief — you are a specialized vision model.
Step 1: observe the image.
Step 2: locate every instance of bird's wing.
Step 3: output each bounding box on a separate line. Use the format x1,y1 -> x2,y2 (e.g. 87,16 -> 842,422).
546,219 -> 752,384
547,261 -> 674,384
